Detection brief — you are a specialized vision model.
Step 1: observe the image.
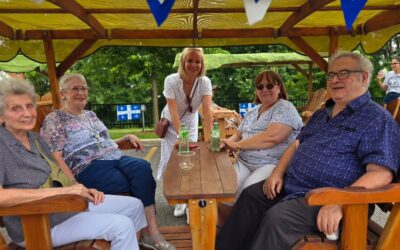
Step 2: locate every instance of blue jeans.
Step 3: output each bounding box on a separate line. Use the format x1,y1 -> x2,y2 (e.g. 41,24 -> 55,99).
383,92 -> 400,104
77,156 -> 156,207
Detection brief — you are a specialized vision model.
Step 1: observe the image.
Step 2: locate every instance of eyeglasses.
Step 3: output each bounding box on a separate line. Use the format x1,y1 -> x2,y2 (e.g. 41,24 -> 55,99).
325,70 -> 363,81
391,63 -> 400,65
67,86 -> 89,93
256,83 -> 277,91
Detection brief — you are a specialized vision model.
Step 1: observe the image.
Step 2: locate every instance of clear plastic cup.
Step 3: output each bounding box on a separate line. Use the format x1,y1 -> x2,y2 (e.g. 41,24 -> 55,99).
178,151 -> 196,170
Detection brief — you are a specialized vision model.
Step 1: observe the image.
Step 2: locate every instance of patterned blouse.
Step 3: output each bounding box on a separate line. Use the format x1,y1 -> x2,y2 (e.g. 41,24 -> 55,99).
237,99 -> 303,166
40,110 -> 122,177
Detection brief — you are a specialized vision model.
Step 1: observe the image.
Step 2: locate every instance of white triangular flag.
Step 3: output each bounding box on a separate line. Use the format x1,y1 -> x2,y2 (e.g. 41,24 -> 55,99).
159,0 -> 165,3
243,0 -> 272,25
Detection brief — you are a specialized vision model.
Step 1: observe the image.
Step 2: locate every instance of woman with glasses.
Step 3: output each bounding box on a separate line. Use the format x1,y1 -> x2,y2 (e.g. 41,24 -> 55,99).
376,57 -> 400,105
158,47 -> 213,218
221,70 -> 302,197
0,78 -> 146,249
41,73 -> 175,250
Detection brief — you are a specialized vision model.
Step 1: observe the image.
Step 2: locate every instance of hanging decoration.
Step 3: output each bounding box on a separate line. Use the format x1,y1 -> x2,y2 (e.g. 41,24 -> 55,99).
243,0 -> 272,26
340,0 -> 368,31
147,0 -> 176,27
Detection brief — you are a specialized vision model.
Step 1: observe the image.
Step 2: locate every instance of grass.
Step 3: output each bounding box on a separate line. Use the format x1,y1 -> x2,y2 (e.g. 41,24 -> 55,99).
108,128 -> 158,140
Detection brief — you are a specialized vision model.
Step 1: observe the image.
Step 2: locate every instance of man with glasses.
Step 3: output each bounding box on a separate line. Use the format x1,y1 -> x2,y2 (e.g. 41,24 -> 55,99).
216,51 -> 400,250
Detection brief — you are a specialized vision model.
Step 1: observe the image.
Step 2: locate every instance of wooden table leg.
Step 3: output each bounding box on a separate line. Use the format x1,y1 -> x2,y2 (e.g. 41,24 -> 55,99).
188,199 -> 217,250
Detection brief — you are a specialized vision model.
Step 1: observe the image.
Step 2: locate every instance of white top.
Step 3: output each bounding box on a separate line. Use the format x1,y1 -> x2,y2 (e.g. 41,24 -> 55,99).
157,73 -> 212,179
237,99 -> 303,167
384,71 -> 400,94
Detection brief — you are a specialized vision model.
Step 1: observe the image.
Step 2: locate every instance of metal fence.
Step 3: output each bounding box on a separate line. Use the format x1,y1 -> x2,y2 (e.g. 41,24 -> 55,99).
88,97 -> 384,129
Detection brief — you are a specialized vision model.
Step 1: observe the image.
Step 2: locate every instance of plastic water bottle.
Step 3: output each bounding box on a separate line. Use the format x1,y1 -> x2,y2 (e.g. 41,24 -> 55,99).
211,122 -> 220,152
179,123 -> 189,152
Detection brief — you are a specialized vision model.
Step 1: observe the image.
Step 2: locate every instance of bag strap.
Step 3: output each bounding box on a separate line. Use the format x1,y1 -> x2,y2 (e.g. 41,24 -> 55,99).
34,138 -> 53,164
182,77 -> 200,117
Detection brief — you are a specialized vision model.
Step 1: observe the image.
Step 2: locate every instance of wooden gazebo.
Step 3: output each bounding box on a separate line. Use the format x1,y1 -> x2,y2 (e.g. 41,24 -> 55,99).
0,0 -> 400,108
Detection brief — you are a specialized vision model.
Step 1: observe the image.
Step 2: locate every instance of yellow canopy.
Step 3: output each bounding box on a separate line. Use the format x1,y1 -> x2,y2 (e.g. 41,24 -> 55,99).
0,0 -> 398,62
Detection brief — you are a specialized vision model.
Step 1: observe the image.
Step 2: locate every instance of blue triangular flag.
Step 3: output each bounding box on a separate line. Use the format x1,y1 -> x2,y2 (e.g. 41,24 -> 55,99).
147,0 -> 176,27
255,0 -> 260,3
341,0 -> 367,31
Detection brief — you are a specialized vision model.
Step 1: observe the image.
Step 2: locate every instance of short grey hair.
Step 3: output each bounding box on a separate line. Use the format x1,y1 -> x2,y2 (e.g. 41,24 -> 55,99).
59,73 -> 87,92
0,78 -> 36,115
329,51 -> 374,86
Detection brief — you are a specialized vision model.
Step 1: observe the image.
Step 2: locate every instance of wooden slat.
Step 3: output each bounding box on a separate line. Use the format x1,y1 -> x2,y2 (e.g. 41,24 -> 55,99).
214,152 -> 236,196
43,32 -> 61,110
0,20 -> 13,39
280,0 -> 335,33
22,215 -> 52,250
180,148 -> 202,198
47,0 -> 106,38
57,39 -> 97,76
329,28 -> 339,57
289,36 -> 328,72
199,145 -> 224,195
364,8 -> 400,33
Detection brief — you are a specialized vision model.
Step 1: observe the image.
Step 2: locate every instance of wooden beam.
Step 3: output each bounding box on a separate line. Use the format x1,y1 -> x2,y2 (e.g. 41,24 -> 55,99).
280,0 -> 335,33
0,6 -> 397,14
289,36 -> 328,72
0,20 -> 14,38
46,0 -> 106,38
329,28 -> 339,57
43,32 -> 61,109
14,26 -> 360,40
363,8 -> 400,33
290,63 -> 308,77
57,39 -> 97,76
193,0 -> 199,43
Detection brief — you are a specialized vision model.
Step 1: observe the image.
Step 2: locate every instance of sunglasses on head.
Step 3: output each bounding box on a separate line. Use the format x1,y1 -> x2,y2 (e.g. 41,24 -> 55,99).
256,83 -> 276,91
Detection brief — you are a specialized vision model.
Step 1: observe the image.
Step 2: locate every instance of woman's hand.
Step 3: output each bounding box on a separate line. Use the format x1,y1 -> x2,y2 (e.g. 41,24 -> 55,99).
221,138 -> 237,150
125,134 -> 144,152
62,184 -> 104,205
263,171 -> 284,200
87,188 -> 105,205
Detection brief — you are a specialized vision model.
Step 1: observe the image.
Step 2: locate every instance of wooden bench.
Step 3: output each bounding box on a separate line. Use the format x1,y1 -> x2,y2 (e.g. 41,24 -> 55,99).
300,88 -> 327,124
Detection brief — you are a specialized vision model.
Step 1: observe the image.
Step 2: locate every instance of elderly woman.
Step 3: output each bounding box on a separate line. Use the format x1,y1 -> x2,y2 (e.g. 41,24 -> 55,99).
40,74 -> 174,250
158,47 -> 213,217
221,70 -> 302,196
0,78 -> 146,249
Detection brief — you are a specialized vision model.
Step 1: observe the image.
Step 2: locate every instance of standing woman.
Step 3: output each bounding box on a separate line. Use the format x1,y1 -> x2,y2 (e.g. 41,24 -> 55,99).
158,47 -> 213,217
376,57 -> 400,105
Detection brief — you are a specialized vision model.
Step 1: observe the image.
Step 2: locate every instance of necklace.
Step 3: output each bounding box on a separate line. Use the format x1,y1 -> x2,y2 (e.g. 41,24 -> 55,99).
63,109 -> 103,147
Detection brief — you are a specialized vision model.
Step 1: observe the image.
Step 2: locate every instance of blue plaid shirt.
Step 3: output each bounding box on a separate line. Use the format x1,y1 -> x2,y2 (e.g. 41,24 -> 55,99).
284,92 -> 400,200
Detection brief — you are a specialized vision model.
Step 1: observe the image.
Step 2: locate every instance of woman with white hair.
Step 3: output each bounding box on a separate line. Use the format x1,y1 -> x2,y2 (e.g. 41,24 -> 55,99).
0,78 -> 146,249
40,73 -> 174,250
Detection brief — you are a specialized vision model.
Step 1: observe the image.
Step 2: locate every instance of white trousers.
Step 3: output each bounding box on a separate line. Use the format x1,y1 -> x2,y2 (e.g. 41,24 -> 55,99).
50,195 -> 147,250
235,159 -> 276,198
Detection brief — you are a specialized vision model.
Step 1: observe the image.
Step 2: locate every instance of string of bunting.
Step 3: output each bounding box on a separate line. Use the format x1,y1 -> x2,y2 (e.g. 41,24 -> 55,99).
146,0 -> 367,30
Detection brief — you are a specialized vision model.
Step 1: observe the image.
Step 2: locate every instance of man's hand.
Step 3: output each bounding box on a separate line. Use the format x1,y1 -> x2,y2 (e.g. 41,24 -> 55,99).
317,204 -> 343,235
263,171 -> 283,200
126,134 -> 144,152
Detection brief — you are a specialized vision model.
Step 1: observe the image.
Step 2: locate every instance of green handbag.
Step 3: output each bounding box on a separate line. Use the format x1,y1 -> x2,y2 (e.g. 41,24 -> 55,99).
35,139 -> 76,188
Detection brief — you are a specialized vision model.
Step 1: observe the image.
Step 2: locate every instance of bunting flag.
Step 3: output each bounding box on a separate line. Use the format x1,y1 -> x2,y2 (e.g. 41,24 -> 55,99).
341,0 -> 367,31
147,0 -> 176,27
243,0 -> 272,26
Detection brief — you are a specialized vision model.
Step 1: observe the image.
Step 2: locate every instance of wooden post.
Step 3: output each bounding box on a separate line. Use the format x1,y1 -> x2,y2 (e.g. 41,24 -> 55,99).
43,31 -> 61,109
22,215 -> 52,250
340,204 -> 368,250
329,28 -> 339,58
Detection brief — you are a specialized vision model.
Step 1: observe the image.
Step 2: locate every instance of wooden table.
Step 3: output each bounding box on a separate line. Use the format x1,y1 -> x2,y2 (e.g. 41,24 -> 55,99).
163,142 -> 237,250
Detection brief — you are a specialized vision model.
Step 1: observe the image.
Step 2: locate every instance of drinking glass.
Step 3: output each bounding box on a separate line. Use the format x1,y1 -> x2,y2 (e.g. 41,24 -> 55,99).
178,151 -> 196,170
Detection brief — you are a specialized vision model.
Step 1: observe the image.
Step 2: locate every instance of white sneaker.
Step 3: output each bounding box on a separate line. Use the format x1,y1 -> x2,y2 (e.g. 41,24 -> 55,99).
186,207 -> 190,225
173,203 -> 187,217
